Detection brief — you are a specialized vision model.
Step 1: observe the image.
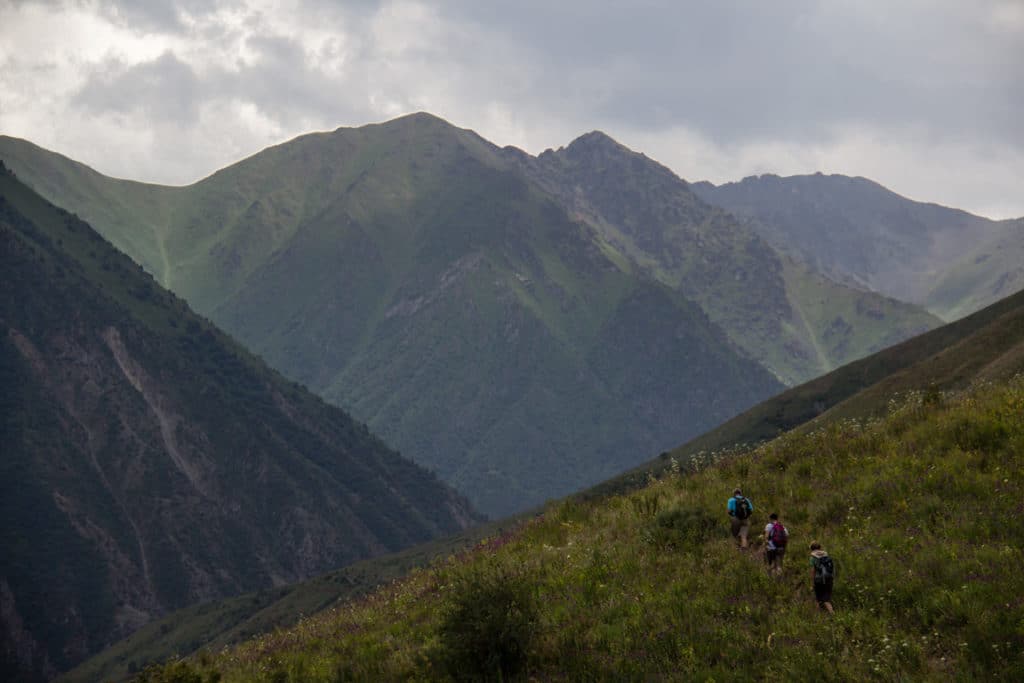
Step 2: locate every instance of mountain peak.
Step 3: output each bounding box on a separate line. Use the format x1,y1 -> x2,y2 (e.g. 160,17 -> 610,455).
332,111 -> 459,138
387,111 -> 453,127
566,130 -> 625,152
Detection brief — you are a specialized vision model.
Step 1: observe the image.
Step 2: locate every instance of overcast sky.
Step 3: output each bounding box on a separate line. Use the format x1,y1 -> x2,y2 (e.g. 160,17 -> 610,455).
1,0 -> 1022,218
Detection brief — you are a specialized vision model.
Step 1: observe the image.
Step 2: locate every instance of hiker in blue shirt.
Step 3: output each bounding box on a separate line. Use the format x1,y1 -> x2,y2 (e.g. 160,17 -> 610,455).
727,488 -> 753,548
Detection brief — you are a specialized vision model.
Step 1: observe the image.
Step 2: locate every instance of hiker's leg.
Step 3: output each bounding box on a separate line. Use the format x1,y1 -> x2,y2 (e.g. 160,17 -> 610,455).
816,580 -> 834,611
731,518 -> 742,546
739,520 -> 749,548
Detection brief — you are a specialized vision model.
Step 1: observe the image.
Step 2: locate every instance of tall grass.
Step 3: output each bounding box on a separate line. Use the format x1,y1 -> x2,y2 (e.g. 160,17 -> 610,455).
139,376 -> 1024,681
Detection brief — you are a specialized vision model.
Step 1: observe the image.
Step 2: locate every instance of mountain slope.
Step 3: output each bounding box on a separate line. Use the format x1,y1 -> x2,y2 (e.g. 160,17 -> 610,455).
692,173 -> 1017,319
132,369 -> 1024,681
2,116 -> 786,518
505,133 -> 940,384
59,517 -> 513,683
0,162 -> 478,682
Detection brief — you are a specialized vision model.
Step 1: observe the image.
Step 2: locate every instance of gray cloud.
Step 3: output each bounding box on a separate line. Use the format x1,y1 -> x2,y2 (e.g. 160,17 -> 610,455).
439,1 -> 1024,148
96,0 -> 223,32
2,0 -> 1022,217
74,52 -> 203,124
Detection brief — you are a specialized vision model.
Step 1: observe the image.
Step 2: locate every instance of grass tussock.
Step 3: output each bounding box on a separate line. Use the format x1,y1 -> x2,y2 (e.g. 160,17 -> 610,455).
138,376 -> 1024,681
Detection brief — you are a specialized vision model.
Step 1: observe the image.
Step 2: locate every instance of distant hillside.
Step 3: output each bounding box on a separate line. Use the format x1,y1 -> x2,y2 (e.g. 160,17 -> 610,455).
128,365 -> 1024,680
506,134 -> 940,383
926,217 -> 1024,321
692,173 -> 1019,320
1,118 -> 942,517
0,162 -> 478,682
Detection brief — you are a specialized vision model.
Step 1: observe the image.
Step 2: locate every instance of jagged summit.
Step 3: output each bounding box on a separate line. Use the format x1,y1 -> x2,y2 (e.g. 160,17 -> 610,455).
564,129 -> 630,155
331,111 -> 456,134
370,110 -> 458,131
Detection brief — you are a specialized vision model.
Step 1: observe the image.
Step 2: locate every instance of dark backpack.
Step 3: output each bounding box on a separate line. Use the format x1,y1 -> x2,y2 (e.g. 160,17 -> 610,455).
814,554 -> 835,583
769,522 -> 788,547
735,497 -> 751,520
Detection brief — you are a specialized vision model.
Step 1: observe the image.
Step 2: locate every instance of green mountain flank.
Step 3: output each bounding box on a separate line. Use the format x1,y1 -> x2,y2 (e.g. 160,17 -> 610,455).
75,278 -> 1024,683
129,354 -> 1024,680
926,217 -> 1024,321
692,173 -> 1022,320
1,116 -> 940,516
0,162 -> 478,682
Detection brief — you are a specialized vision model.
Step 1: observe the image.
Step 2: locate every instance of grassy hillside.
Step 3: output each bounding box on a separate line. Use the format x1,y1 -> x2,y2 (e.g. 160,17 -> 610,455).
133,372 -> 1024,681
0,162 -> 478,681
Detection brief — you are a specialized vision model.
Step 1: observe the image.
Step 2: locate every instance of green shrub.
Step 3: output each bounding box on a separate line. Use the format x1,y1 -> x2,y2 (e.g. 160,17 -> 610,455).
436,558 -> 538,681
644,505 -> 721,549
948,414 -> 1009,452
133,658 -> 204,683
631,491 -> 660,517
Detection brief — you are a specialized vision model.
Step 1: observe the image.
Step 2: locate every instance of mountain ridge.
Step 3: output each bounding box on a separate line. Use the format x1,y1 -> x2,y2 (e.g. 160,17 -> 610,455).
2,119 -> 791,517
505,129 -> 940,384
0,116 -> 943,515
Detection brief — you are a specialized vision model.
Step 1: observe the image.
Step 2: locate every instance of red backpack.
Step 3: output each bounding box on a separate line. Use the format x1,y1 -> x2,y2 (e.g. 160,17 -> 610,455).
769,522 -> 788,547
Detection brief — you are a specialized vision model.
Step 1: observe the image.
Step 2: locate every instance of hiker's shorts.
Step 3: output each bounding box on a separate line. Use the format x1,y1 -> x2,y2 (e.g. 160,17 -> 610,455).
814,578 -> 833,604
767,546 -> 786,566
731,517 -> 749,542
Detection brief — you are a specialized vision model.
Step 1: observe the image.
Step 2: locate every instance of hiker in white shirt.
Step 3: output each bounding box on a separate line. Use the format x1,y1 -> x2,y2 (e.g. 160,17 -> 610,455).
763,512 -> 788,575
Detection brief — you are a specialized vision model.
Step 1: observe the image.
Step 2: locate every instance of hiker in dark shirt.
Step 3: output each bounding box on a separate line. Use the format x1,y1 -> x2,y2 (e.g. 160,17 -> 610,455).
727,488 -> 753,548
809,541 -> 835,613
764,512 -> 788,575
